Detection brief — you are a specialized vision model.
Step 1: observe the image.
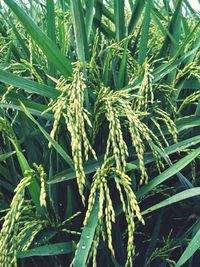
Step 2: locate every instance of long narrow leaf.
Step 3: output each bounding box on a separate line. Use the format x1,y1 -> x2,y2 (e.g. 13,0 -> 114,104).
17,242 -> 76,258
142,188 -> 200,215
138,0 -> 151,64
4,0 -> 72,78
70,0 -> 89,63
73,198 -> 99,267
85,0 -> 94,40
0,69 -> 59,98
175,228 -> 200,267
49,135 -> 200,184
114,0 -> 125,42
20,102 -> 74,169
137,147 -> 200,198
128,0 -> 145,34
46,0 -> 57,81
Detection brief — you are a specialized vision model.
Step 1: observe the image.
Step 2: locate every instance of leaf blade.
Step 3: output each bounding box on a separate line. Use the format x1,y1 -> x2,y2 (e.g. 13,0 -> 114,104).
17,242 -> 76,258
3,0 -> 72,78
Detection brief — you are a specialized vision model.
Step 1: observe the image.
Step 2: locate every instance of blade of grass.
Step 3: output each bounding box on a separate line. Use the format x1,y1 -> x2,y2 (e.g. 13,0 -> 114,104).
145,211 -> 163,263
128,0 -> 134,11
0,18 -> 21,61
152,11 -> 177,46
138,0 -> 151,65
182,80 -> 200,90
17,242 -> 76,258
128,0 -> 145,34
0,179 -> 14,192
49,135 -> 200,184
142,188 -> 200,215
167,2 -> 182,84
12,142 -> 43,215
20,102 -> 74,169
174,22 -> 200,59
150,142 -> 196,194
47,0 -> 56,44
0,69 -> 59,98
85,0 -> 94,40
3,0 -> 72,78
73,198 -> 99,267
137,147 -> 200,199
0,151 -> 15,162
175,227 -> 200,267
46,0 -> 57,82
93,17 -> 115,38
114,0 -> 125,42
102,4 -> 114,23
158,0 -> 184,58
0,102 -> 53,121
176,115 -> 200,132
70,0 -> 90,111
116,41 -> 128,89
70,0 -> 89,63
1,8 -> 30,58
153,47 -> 200,83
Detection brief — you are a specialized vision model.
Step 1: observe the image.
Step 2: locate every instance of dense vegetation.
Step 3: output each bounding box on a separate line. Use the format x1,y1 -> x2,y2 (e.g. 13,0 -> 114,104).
0,0 -> 200,266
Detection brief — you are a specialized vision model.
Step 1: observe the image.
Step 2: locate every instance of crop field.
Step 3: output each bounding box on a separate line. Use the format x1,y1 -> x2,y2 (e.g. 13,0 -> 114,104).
0,0 -> 200,266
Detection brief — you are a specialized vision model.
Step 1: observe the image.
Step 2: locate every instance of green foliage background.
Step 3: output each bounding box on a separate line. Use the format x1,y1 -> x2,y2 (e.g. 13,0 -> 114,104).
0,0 -> 200,266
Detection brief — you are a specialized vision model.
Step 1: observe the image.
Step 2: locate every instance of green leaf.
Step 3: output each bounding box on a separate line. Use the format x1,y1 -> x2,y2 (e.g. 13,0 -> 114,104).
33,230 -> 57,247
164,135 -> 200,154
150,142 -> 195,192
183,36 -> 200,67
0,19 -> 21,61
73,198 -> 99,267
17,242 -> 76,258
85,0 -> 94,40
142,188 -> 200,215
114,0 -> 125,42
20,102 -> 74,169
159,0 -> 184,58
153,47 -> 200,83
93,17 -> 115,38
128,0 -> 145,34
128,0 -> 134,11
152,9 -> 177,46
48,155 -> 137,185
46,0 -> 57,81
137,147 -> 200,199
2,7 -> 30,58
182,79 -> 200,90
0,179 -> 14,192
0,164 -> 11,181
176,115 -> 200,132
145,211 -> 163,262
3,0 -> 72,78
48,158 -> 102,184
49,135 -> 200,184
167,1 -> 182,84
11,142 -> 42,215
0,69 -> 59,98
0,151 -> 15,162
47,0 -> 56,44
70,0 -> 89,63
175,227 -> 200,267
116,41 -> 128,89
138,0 -> 151,65
174,22 -> 200,59
101,4 -> 115,23
92,1 -> 115,38
0,102 -> 53,121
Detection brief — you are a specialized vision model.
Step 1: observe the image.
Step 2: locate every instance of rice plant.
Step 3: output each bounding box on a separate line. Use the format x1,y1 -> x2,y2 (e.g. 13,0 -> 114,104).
0,0 -> 200,266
